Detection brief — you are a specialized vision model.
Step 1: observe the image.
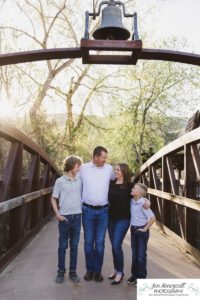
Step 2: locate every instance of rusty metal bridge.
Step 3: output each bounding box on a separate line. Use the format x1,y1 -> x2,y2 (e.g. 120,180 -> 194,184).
0,123 -> 199,300
0,34 -> 200,299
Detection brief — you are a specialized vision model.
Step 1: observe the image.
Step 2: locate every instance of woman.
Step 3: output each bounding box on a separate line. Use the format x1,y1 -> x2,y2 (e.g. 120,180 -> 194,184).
108,163 -> 132,285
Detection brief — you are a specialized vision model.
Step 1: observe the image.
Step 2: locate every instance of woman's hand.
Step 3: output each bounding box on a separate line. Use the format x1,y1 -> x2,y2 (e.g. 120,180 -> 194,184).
142,198 -> 151,209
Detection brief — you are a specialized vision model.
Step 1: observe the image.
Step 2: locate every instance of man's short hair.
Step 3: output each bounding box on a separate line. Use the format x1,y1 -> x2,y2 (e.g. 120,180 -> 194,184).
135,182 -> 148,195
93,146 -> 108,157
63,155 -> 82,172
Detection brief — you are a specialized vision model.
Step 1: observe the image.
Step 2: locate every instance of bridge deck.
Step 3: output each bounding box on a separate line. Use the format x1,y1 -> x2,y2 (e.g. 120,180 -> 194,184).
0,219 -> 199,300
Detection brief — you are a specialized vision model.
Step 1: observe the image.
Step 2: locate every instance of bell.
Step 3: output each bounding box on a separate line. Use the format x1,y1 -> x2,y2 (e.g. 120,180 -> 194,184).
92,2 -> 130,40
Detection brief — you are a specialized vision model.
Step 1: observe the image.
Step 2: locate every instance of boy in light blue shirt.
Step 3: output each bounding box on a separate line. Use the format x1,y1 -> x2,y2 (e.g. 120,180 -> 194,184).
51,155 -> 82,284
127,183 -> 155,286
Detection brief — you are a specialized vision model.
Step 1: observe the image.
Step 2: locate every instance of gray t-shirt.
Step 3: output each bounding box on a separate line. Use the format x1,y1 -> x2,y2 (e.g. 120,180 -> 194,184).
52,175 -> 82,215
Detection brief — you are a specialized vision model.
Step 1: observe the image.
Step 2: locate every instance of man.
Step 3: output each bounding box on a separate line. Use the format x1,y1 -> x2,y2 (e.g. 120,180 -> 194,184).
51,155 -> 82,284
80,146 -> 114,282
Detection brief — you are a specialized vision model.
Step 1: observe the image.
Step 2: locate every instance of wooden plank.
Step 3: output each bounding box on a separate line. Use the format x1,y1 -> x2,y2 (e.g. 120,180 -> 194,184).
0,188 -> 53,215
148,188 -> 200,211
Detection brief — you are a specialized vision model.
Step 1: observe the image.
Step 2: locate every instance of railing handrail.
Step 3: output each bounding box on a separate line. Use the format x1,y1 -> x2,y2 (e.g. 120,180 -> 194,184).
147,188 -> 200,211
0,122 -> 59,174
135,127 -> 200,176
133,127 -> 200,263
0,123 -> 60,271
0,187 -> 53,215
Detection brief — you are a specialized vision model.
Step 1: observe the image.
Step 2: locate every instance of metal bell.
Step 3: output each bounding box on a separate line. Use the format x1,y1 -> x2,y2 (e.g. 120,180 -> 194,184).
92,3 -> 130,40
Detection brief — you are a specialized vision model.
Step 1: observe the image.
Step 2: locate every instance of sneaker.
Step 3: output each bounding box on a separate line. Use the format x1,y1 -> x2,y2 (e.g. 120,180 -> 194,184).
134,280 -> 137,287
84,271 -> 93,281
93,272 -> 104,282
55,271 -> 65,283
127,275 -> 137,285
69,271 -> 80,283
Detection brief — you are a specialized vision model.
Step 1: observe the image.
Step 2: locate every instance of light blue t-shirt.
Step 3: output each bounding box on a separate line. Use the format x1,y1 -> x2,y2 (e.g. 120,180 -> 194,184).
52,175 -> 82,215
130,197 -> 155,226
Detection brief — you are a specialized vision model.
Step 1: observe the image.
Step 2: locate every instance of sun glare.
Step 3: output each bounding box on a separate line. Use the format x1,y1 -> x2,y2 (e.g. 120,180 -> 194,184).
0,99 -> 14,118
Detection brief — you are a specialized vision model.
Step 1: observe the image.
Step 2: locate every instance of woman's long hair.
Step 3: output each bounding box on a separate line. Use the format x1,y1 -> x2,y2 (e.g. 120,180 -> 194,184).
116,163 -> 132,186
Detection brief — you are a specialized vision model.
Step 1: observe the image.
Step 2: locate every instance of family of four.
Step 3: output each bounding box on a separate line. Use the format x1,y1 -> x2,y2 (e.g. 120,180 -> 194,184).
51,146 -> 155,287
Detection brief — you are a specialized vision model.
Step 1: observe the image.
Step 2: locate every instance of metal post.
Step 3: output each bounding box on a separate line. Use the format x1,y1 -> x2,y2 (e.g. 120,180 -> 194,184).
84,11 -> 90,39
132,13 -> 139,41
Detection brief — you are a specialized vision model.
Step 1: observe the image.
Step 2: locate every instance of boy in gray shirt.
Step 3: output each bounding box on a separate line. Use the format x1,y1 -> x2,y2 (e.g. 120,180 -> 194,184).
127,183 -> 155,286
51,155 -> 82,284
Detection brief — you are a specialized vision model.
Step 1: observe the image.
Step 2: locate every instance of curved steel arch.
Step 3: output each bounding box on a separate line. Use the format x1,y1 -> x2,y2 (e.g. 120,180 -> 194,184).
139,49 -> 200,66
0,45 -> 200,66
0,48 -> 82,66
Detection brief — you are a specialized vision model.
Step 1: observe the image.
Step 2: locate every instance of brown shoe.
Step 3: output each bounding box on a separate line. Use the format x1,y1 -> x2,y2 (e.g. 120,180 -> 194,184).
84,271 -> 93,281
93,272 -> 104,282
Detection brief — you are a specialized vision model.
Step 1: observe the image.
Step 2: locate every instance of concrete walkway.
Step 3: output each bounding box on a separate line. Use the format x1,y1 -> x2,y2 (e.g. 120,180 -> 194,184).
0,219 -> 199,300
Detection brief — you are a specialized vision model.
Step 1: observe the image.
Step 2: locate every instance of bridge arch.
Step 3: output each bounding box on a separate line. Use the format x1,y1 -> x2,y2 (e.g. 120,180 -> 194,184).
0,47 -> 200,67
0,35 -> 200,270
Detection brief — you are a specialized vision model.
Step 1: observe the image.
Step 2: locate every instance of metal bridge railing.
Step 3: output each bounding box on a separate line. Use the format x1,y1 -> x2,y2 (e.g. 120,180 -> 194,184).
0,123 -> 60,271
133,127 -> 200,263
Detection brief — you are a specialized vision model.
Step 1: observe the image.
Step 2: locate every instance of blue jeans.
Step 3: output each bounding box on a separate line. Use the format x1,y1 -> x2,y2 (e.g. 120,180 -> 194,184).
131,227 -> 149,279
108,219 -> 130,274
58,214 -> 81,272
82,205 -> 108,272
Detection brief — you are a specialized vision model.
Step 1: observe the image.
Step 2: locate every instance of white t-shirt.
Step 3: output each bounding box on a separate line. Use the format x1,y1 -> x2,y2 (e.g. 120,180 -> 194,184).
80,161 -> 115,206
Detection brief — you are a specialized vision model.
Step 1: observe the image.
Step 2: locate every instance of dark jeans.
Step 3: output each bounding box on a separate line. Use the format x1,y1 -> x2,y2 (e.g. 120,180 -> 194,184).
131,226 -> 149,279
82,205 -> 108,273
58,213 -> 81,272
108,219 -> 130,273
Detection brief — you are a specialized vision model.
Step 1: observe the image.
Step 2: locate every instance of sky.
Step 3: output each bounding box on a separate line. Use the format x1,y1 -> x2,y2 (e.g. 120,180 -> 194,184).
147,0 -> 200,52
0,0 -> 200,118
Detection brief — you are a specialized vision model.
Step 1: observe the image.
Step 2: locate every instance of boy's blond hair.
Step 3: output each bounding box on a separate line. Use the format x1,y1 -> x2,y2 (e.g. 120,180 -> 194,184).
135,182 -> 148,196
